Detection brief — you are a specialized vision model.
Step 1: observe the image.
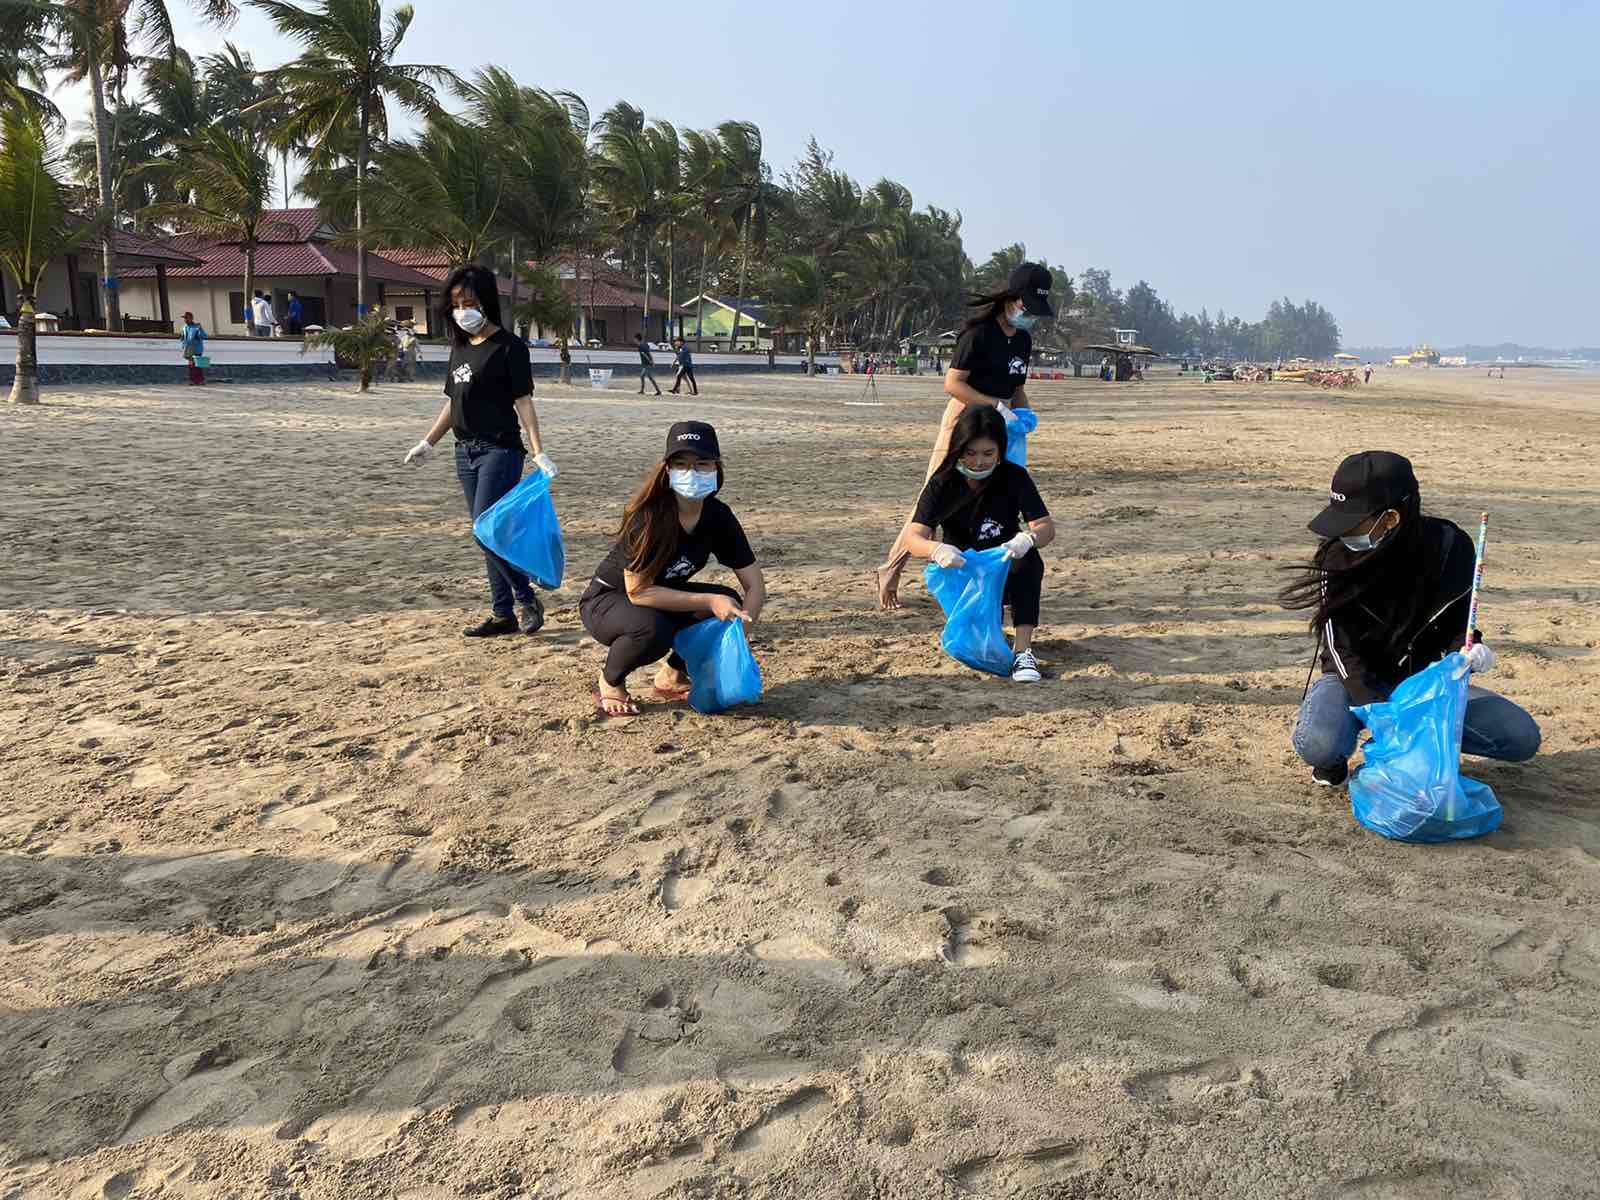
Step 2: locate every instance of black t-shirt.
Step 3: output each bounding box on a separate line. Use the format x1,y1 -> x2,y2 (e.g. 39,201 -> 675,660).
639,343 -> 654,365
446,328 -> 533,449
594,495 -> 755,588
912,462 -> 1048,551
950,319 -> 1032,400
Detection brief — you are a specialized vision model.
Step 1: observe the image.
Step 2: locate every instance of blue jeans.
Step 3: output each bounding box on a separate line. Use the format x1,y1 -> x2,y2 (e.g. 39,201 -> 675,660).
456,441 -> 535,618
1292,673 -> 1541,769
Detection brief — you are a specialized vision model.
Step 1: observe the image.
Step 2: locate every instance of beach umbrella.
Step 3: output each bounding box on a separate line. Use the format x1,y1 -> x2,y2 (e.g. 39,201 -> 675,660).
1333,353 -> 1360,361
1348,514 -> 1501,842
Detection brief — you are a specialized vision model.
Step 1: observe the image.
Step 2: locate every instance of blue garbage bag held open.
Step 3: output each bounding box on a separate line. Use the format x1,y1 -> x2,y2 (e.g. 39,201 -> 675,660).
1349,652 -> 1502,843
674,617 -> 763,714
923,545 -> 1014,676
1004,407 -> 1038,467
471,466 -> 565,590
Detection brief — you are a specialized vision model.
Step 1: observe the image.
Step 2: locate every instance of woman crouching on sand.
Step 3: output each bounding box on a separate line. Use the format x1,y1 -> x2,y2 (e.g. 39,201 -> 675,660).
904,405 -> 1055,683
1279,450 -> 1540,787
580,421 -> 766,716
877,261 -> 1054,610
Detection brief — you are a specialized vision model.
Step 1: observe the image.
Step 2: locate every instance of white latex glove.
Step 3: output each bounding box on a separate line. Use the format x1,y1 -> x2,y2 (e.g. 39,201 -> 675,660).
1463,642 -> 1496,674
534,452 -> 558,479
1002,531 -> 1035,560
930,544 -> 968,570
995,401 -> 1015,423
403,439 -> 434,466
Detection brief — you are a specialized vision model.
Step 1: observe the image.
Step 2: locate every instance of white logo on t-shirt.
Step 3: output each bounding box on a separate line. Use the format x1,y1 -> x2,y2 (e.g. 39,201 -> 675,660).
1008,357 -> 1027,375
663,556 -> 695,580
452,363 -> 473,384
978,518 -> 1004,541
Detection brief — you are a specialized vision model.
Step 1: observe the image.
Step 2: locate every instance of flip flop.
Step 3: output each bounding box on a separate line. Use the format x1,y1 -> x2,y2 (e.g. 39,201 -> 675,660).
592,690 -> 640,719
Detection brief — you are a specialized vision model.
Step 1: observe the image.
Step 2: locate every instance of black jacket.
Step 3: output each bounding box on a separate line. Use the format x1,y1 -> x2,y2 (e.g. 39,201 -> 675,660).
1318,517 -> 1476,704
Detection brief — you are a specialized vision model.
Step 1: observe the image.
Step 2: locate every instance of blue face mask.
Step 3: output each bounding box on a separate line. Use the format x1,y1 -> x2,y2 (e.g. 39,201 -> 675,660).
1010,308 -> 1040,331
1341,514 -> 1395,553
669,467 -> 718,500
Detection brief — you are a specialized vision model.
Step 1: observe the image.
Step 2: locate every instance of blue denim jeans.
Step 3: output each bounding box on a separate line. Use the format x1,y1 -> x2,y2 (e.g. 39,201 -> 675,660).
1292,672 -> 1541,769
456,440 -> 535,618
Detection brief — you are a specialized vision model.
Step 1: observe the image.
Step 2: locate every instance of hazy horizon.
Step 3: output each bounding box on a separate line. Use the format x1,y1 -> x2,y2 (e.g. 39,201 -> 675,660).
43,0 -> 1600,348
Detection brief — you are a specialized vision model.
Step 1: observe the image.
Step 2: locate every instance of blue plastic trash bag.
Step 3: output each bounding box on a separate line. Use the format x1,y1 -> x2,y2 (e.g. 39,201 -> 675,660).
1004,407 -> 1038,467
471,466 -> 565,590
1349,652 -> 1501,843
674,617 -> 763,714
923,545 -> 1014,676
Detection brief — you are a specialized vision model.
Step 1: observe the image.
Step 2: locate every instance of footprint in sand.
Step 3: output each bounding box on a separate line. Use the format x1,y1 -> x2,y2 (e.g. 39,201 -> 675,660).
1365,1005 -> 1471,1059
638,790 -> 689,832
119,1051 -> 268,1143
661,870 -> 711,913
258,791 -> 352,835
753,933 -> 862,989
952,1142 -> 1085,1191
1489,927 -> 1560,981
1332,1161 -> 1520,1199
1124,1057 -> 1257,1105
731,1087 -> 832,1156
938,908 -> 1001,968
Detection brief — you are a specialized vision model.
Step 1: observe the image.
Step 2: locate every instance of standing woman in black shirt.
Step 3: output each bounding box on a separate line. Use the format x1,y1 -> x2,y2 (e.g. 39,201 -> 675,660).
877,262 -> 1054,609
404,265 -> 558,637
905,405 -> 1056,682
580,421 -> 766,716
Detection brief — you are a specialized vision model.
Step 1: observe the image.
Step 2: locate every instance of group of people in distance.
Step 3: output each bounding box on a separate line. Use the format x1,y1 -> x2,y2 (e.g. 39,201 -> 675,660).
404,262 -> 1543,786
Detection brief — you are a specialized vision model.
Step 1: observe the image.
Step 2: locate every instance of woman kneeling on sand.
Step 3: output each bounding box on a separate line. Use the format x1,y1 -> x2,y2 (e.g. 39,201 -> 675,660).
877,261 -> 1054,609
580,421 -> 766,716
904,406 -> 1055,683
1279,450 -> 1540,787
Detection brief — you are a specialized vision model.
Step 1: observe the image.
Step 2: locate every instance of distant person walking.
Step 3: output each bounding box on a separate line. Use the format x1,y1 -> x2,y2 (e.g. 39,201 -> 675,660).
250,291 -> 276,337
1363,362 -> 1373,384
179,311 -> 207,385
636,333 -> 662,395
670,337 -> 698,395
285,290 -> 304,335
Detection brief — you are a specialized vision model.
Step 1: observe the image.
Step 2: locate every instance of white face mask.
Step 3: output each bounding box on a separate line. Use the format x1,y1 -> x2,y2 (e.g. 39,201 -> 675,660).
453,307 -> 486,334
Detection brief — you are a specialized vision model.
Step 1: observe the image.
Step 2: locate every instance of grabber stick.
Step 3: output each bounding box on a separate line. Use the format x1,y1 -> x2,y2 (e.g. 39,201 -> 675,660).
1463,512 -> 1488,650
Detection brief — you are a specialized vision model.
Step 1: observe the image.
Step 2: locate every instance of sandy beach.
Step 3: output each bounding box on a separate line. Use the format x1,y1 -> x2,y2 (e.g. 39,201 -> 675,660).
2,365 -> 1598,1199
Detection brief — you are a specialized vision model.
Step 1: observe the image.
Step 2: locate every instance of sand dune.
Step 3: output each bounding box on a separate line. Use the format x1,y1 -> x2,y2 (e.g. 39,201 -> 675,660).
2,366 -> 1597,1198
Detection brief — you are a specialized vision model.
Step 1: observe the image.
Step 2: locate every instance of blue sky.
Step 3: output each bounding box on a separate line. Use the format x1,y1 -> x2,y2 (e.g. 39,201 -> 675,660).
52,0 -> 1600,346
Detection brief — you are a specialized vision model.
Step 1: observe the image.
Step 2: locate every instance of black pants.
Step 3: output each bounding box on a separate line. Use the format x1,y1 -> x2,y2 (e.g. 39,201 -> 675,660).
580,580 -> 740,686
1001,549 -> 1043,628
671,366 -> 698,394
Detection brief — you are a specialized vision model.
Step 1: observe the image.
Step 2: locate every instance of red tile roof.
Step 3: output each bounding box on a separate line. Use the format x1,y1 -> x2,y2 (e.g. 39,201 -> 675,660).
532,255 -> 669,312
122,236 -> 442,287
111,229 -> 203,266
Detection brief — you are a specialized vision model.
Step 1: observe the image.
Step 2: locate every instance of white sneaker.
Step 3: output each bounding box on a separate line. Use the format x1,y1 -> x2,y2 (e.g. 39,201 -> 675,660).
1011,649 -> 1041,683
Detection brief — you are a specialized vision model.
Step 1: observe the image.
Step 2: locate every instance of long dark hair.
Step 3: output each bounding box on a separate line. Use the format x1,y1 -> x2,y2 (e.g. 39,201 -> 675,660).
439,264 -> 504,346
1278,491 -> 1438,647
963,284 -> 1020,331
616,457 -> 727,582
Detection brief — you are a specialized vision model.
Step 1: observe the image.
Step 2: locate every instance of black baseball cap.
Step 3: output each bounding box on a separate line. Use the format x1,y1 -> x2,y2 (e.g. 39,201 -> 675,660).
665,420 -> 720,461
1008,262 -> 1055,317
1309,451 -> 1418,537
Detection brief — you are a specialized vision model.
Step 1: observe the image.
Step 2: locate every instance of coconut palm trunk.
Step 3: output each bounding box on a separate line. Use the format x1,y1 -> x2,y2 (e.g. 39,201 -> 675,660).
243,241 -> 256,335
85,52 -> 121,332
694,238 -> 707,350
666,222 -> 675,343
728,203 -> 752,350
356,97 -> 369,315
641,229 -> 652,343
8,296 -> 39,405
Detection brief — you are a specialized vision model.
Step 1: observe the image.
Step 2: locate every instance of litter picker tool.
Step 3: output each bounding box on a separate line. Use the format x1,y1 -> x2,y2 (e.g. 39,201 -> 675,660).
1462,512 -> 1488,650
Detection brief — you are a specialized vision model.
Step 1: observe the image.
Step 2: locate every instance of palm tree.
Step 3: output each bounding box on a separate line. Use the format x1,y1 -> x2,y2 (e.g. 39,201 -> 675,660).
46,0 -> 240,331
358,112 -> 504,264
249,0 -> 458,316
714,120 -> 787,352
303,310 -> 390,390
1,97 -> 103,404
593,102 -> 678,343
0,4 -> 63,129
141,124 -> 278,325
677,128 -> 730,350
765,254 -> 831,376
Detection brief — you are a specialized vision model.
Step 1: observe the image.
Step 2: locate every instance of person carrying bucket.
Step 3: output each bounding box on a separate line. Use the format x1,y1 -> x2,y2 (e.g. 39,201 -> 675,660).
903,405 -> 1056,683
580,421 -> 766,717
178,311 -> 207,385
877,261 -> 1053,610
1279,451 -> 1540,787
